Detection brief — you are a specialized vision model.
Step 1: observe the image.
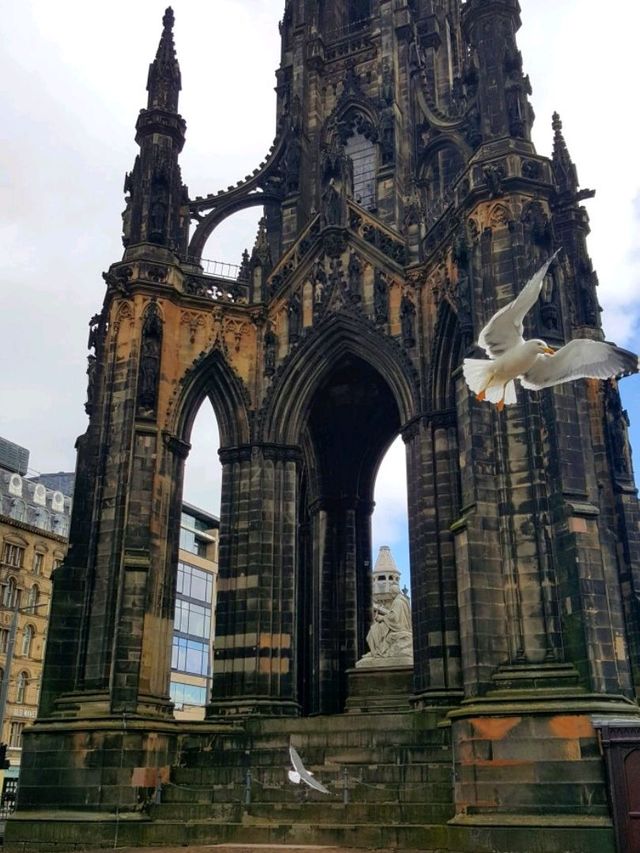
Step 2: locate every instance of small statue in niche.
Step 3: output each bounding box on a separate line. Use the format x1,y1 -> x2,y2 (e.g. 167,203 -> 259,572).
483,165 -> 504,198
87,313 -> 102,352
347,251 -> 362,298
288,292 -> 301,343
139,336 -> 161,410
137,304 -> 163,412
264,325 -> 277,376
149,200 -> 167,242
323,178 -> 345,226
374,269 -> 388,324
381,59 -> 394,105
85,355 -> 97,415
400,290 -> 416,348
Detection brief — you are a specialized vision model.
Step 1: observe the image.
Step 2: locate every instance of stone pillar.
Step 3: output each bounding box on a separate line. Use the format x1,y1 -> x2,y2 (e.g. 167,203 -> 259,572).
406,417 -> 463,705
209,444 -> 300,716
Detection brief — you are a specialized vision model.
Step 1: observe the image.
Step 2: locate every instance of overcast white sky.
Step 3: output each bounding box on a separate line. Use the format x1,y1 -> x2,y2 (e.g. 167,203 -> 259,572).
1,1 -> 638,582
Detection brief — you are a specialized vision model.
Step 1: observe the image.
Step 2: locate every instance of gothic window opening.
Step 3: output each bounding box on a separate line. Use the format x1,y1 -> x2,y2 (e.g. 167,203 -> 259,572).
198,207 -> 272,300
346,132 -> 376,210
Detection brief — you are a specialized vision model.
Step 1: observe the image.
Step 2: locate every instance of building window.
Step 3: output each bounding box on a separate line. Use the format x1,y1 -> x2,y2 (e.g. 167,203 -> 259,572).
27,585 -> 39,611
345,132 -> 376,210
2,544 -> 24,569
170,680 -> 207,709
2,578 -> 19,609
21,625 -> 34,658
179,527 -> 209,557
0,631 -> 8,654
16,671 -> 28,704
34,509 -> 50,532
177,562 -> 213,604
9,500 -> 26,522
174,599 -> 211,640
171,637 -> 210,676
32,552 -> 44,575
9,722 -> 25,748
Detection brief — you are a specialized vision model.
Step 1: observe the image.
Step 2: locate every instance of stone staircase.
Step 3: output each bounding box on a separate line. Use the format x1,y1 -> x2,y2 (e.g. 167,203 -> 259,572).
145,711 -> 456,850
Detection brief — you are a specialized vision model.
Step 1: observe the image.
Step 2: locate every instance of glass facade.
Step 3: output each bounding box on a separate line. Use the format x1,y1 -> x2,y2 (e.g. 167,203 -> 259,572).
171,507 -> 218,714
171,636 -> 209,676
170,680 -> 207,708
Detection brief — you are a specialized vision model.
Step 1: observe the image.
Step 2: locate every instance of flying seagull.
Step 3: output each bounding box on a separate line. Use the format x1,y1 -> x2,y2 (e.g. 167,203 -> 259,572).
463,251 -> 638,410
287,744 -> 330,794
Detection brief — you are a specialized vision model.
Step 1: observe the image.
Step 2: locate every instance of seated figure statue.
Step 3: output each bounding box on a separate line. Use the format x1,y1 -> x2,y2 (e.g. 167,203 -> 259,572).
357,581 -> 413,667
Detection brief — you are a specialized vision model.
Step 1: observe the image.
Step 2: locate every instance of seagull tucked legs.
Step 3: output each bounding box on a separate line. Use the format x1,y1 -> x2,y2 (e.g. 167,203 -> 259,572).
462,251 -> 638,408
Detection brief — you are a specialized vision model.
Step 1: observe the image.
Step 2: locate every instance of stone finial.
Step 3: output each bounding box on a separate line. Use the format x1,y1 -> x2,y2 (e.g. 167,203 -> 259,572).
147,5 -> 182,112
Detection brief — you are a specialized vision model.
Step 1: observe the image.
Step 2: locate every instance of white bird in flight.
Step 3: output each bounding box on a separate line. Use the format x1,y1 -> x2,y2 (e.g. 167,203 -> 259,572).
287,744 -> 330,794
463,251 -> 638,410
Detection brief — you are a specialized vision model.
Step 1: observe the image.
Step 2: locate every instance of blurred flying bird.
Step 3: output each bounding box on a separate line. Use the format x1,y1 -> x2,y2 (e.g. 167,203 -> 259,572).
288,744 -> 330,794
463,251 -> 638,410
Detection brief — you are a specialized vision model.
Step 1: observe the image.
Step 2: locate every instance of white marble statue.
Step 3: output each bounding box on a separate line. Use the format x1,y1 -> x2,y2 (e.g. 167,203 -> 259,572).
356,581 -> 413,668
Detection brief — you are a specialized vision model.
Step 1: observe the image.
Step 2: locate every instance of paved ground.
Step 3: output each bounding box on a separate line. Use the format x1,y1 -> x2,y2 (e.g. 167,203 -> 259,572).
82,847 -> 382,853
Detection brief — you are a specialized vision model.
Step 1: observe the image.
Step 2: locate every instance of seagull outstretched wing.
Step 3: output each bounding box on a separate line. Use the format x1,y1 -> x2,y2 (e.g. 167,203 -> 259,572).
288,745 -> 330,794
521,340 -> 638,390
478,251 -> 560,357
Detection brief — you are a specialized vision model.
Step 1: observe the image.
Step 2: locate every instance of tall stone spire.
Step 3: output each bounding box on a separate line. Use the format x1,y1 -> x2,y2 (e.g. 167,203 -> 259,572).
147,7 -> 182,112
120,6 -> 188,253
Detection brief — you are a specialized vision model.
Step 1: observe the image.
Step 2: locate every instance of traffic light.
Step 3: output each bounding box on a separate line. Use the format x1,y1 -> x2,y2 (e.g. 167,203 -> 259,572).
0,743 -> 9,769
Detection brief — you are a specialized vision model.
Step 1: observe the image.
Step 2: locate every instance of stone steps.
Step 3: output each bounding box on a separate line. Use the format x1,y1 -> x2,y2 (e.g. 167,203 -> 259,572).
110,817 -> 454,851
150,801 -> 454,824
163,775 -> 452,805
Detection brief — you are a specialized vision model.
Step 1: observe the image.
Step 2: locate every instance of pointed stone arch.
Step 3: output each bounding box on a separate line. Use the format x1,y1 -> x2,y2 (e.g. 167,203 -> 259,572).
170,347 -> 252,449
260,311 -> 419,445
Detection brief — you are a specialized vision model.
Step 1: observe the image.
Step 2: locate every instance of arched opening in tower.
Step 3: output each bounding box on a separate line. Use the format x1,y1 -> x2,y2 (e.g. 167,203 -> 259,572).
297,354 -> 408,715
198,206 -> 278,287
171,402 -> 221,720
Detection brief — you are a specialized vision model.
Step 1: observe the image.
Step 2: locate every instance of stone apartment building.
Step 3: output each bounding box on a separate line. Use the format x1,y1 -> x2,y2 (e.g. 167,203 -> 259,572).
0,439 -> 71,803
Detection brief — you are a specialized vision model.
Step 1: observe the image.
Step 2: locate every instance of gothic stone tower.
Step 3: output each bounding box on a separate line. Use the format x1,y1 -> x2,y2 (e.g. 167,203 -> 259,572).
8,3 -> 640,851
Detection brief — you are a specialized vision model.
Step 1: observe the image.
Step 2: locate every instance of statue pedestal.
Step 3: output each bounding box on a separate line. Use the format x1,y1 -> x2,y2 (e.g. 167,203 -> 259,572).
345,664 -> 413,713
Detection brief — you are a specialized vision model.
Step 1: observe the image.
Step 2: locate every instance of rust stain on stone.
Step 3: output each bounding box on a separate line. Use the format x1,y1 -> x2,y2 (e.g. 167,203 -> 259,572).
471,717 -> 521,740
549,715 -> 594,739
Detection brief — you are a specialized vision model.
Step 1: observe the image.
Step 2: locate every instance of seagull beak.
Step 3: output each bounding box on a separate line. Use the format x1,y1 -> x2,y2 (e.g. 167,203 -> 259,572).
543,347 -> 556,355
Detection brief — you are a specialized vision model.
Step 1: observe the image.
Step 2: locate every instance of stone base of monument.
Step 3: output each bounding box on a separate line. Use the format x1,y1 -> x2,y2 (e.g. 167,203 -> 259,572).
344,663 -> 413,713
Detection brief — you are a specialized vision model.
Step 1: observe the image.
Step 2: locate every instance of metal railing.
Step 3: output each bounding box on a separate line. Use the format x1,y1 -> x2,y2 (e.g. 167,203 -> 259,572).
187,257 -> 241,281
